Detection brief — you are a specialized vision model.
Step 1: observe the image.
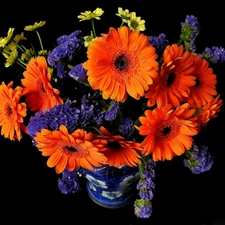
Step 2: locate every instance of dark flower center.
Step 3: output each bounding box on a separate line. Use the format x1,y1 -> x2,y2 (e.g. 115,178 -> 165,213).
6,104 -> 13,117
162,126 -> 171,135
194,76 -> 199,86
65,145 -> 77,152
108,142 -> 121,150
114,54 -> 129,71
167,72 -> 175,86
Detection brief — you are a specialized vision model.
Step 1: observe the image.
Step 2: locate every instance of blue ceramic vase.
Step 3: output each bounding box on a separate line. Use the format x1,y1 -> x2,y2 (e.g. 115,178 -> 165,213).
85,165 -> 140,208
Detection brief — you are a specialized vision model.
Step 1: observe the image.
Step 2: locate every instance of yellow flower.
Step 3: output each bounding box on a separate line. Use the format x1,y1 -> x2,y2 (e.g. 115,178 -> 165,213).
21,49 -> 35,61
5,42 -> 17,52
5,49 -> 18,67
128,12 -> 146,31
14,32 -> 27,43
77,8 -> 104,21
24,21 -> 46,31
0,28 -> 15,48
115,7 -> 130,23
2,44 -> 15,59
38,49 -> 50,57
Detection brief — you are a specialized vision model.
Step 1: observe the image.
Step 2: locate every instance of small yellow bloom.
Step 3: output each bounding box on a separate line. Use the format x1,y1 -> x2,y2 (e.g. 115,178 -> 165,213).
127,12 -> 146,32
0,28 -> 15,48
78,8 -> 104,21
14,32 -> 27,43
21,49 -> 35,61
115,7 -> 130,23
6,42 -> 17,52
24,21 -> 46,31
5,49 -> 18,67
38,49 -> 50,57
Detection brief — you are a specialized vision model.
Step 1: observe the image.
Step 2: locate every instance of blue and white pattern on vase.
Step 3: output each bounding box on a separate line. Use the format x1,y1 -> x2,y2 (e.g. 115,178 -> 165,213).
85,165 -> 140,208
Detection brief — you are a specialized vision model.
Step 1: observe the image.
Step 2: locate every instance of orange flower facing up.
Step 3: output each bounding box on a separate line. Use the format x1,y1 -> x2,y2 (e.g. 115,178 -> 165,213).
0,81 -> 27,141
21,56 -> 63,112
135,103 -> 199,161
185,55 -> 218,108
96,126 -> 143,167
83,26 -> 158,102
34,125 -> 108,174
145,44 -> 196,108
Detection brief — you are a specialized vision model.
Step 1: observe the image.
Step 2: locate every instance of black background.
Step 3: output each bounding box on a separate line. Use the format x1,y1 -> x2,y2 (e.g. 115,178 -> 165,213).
1,1 -> 225,224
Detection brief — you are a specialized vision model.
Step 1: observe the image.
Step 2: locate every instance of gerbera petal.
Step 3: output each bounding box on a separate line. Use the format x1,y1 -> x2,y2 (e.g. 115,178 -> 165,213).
55,154 -> 68,174
80,157 -> 94,170
47,151 -> 62,168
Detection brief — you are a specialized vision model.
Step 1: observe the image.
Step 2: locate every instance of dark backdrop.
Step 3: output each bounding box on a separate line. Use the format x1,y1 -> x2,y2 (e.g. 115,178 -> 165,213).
1,1 -> 225,224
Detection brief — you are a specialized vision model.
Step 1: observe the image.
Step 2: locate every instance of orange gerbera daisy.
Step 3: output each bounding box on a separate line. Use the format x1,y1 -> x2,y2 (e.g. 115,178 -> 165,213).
135,103 -> 199,161
0,81 -> 27,141
96,126 -> 142,167
145,44 -> 196,108
194,94 -> 223,128
21,56 -> 63,112
185,55 -> 217,108
82,26 -> 158,102
34,125 -> 108,174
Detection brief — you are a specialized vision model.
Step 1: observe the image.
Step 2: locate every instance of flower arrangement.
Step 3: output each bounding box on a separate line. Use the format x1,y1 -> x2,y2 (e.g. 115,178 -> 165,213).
0,7 -> 224,218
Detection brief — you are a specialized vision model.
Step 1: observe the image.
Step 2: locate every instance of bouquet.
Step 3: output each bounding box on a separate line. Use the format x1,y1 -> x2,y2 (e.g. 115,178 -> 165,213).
0,7 -> 224,218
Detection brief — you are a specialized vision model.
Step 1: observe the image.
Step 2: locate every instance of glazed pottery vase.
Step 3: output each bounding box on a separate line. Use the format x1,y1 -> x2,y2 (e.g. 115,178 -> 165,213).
85,165 -> 140,208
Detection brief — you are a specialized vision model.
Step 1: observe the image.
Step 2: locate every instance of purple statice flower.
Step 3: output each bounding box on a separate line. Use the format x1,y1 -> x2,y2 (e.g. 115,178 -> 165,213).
69,63 -> 87,82
180,15 -> 200,52
183,143 -> 214,174
93,109 -> 105,126
136,178 -> 155,200
136,159 -> 156,200
201,46 -> 225,63
79,94 -> 104,128
58,168 -> 85,194
27,93 -> 105,139
26,112 -> 49,139
119,116 -> 134,139
148,33 -> 169,55
56,61 -> 67,78
56,30 -> 82,45
105,101 -> 119,121
47,30 -> 84,78
134,157 -> 156,218
134,198 -> 153,218
27,100 -> 80,138
79,95 -> 95,127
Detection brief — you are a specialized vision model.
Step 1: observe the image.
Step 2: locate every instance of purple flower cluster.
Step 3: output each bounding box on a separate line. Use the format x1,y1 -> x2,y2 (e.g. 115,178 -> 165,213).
27,100 -> 80,138
47,30 -> 84,78
148,33 -> 169,55
202,46 -> 225,64
134,158 -> 156,218
58,168 -> 85,194
27,97 -> 104,139
79,95 -> 104,127
119,116 -> 134,139
104,101 -> 119,121
69,63 -> 87,82
180,15 -> 200,52
183,143 -> 214,174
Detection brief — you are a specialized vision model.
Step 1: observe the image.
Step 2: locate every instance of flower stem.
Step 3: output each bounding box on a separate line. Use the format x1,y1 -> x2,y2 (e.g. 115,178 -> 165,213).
36,31 -> 44,51
91,20 -> 96,37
